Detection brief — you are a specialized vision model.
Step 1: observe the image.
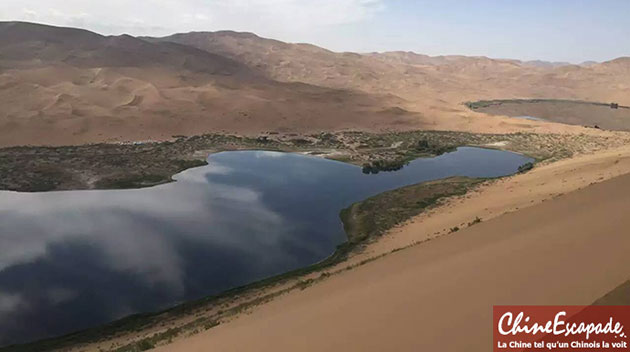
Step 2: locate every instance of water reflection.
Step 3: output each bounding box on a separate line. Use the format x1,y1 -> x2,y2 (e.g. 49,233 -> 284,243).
514,115 -> 546,121
0,147 -> 532,345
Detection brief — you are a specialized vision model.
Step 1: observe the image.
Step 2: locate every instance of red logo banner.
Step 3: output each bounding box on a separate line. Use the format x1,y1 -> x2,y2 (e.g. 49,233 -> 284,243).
494,306 -> 630,351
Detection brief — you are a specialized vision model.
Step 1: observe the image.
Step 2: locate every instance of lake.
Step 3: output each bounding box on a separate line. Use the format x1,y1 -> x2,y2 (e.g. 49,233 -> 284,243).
473,100 -> 630,131
0,147 -> 532,346
514,115 -> 545,121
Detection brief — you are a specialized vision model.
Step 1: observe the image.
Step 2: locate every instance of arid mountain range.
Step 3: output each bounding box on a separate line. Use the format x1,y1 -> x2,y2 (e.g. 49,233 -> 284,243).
1,21 -> 629,146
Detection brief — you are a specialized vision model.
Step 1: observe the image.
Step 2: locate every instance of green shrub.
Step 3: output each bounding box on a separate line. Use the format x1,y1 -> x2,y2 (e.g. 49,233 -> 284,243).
362,159 -> 408,174
517,162 -> 534,173
468,217 -> 482,226
137,340 -> 155,351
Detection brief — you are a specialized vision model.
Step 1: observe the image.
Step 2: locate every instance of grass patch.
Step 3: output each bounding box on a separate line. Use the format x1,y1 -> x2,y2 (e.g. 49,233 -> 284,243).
361,159 -> 408,174
111,317 -> 218,352
0,130 -> 619,192
468,217 -> 482,226
340,177 -> 485,243
517,162 -> 534,173
95,173 -> 171,189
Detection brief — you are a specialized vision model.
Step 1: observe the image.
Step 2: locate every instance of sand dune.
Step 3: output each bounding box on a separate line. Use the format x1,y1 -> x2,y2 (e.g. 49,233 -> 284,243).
154,160 -> 630,352
0,22 -> 416,147
158,31 -> 630,128
3,21 -> 630,352
2,22 -> 630,146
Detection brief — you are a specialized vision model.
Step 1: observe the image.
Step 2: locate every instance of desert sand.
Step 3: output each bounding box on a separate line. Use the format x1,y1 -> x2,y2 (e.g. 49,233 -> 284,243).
3,21 -> 630,351
351,143 -> 630,263
2,22 -> 630,147
0,22 -> 418,147
149,146 -> 630,352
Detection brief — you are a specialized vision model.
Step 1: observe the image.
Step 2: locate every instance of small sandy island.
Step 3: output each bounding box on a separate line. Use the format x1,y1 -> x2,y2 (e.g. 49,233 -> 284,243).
146,144 -> 630,352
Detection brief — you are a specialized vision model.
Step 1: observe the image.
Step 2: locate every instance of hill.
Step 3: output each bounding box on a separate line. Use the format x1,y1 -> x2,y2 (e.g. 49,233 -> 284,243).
0,22 -> 417,147
1,22 -> 630,147
155,30 -> 630,133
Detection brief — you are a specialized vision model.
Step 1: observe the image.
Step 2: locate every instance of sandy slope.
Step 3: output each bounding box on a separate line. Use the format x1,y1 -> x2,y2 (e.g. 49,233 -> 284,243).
353,143 -> 630,263
2,22 -> 630,147
160,32 -> 630,134
152,147 -> 630,352
0,22 -> 418,147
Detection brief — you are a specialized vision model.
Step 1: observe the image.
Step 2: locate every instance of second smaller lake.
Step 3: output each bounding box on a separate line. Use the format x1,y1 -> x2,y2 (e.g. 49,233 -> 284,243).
474,100 -> 630,131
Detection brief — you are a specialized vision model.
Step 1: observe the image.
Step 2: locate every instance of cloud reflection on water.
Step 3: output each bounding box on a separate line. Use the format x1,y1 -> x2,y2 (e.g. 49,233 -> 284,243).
0,158 -> 297,343
0,148 -> 534,345
0,163 -> 287,285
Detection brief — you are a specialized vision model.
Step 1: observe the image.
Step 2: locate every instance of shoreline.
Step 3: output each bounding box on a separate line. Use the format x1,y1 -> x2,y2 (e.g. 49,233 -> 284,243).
75,141 -> 630,352
152,170 -> 630,352
340,141 -> 630,268
1,177 -> 493,352
3,132 -> 630,351
147,142 -> 630,350
1,129 -> 626,193
467,99 -> 630,132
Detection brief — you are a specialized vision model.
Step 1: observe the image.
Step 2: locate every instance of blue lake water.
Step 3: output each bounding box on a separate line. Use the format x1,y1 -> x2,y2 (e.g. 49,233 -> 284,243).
0,147 -> 533,345
514,115 -> 546,121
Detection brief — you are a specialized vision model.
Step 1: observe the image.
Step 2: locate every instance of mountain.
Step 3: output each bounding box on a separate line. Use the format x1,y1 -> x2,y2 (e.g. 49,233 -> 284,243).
580,61 -> 599,67
155,30 -> 630,131
520,60 -> 572,68
1,22 -> 630,147
0,22 -> 417,147
0,22 -> 244,74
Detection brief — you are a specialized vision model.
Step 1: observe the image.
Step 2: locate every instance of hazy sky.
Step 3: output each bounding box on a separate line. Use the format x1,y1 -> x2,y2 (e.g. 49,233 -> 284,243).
0,0 -> 628,63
